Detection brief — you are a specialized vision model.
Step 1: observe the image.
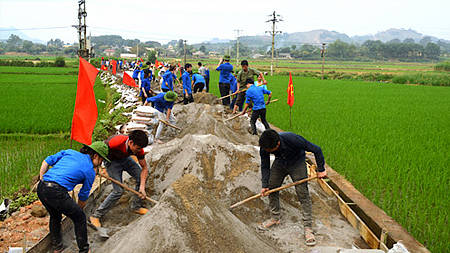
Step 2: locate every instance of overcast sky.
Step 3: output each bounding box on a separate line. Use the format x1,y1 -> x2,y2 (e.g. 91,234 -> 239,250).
1,0 -> 449,45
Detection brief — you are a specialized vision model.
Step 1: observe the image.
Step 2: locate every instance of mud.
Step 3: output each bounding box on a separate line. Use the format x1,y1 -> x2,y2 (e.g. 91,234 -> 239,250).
59,86 -> 365,252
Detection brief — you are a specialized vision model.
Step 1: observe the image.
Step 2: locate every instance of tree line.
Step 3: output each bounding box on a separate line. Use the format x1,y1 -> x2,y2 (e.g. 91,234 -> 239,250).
1,33 -> 449,62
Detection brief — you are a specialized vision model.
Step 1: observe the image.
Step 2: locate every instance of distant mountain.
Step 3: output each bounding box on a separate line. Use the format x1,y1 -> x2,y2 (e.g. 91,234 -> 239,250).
0,27 -> 45,44
351,28 -> 442,44
200,28 -> 448,48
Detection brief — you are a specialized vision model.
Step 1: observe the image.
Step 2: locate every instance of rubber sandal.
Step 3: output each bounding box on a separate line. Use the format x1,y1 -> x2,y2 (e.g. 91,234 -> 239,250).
305,227 -> 316,246
257,218 -> 280,231
53,245 -> 65,253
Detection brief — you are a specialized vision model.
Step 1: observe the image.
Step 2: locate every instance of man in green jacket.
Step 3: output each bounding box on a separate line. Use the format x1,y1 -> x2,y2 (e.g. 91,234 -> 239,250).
233,60 -> 266,114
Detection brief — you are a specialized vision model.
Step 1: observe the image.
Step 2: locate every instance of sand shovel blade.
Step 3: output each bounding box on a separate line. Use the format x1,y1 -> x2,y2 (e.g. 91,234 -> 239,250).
97,227 -> 110,239
88,222 -> 110,239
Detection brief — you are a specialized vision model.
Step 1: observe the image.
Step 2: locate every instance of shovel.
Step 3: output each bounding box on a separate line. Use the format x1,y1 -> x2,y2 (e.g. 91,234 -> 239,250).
87,221 -> 110,239
229,176 -> 317,209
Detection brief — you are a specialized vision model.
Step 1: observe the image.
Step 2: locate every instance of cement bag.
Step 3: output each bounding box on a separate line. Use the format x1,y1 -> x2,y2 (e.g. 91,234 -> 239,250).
134,106 -> 159,117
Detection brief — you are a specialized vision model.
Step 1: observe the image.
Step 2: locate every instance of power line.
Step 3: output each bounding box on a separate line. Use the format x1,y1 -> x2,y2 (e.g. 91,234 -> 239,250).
0,26 -> 71,31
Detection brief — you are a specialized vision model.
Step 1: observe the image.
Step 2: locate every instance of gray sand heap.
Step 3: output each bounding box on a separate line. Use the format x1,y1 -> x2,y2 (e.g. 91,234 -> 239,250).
89,101 -> 363,253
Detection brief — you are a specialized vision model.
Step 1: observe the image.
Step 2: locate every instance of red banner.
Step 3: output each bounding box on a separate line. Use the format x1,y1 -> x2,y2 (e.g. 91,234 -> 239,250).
71,57 -> 99,145
123,71 -> 138,87
112,60 -> 117,75
287,72 -> 294,107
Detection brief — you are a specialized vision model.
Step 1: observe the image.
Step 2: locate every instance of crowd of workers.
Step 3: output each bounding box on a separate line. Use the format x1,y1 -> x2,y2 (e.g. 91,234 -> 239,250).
37,55 -> 327,253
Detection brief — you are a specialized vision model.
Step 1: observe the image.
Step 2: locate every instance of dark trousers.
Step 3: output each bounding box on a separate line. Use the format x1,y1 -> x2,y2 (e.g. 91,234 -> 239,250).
250,108 -> 270,135
193,82 -> 205,93
37,181 -> 89,253
93,157 -> 143,218
141,90 -> 153,104
268,160 -> 313,228
219,82 -> 230,106
183,93 -> 194,104
205,77 -> 210,92
230,95 -> 243,111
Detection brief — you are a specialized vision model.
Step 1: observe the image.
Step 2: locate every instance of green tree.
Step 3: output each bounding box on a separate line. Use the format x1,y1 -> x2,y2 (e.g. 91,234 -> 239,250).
147,50 -> 157,63
6,34 -> 22,52
424,42 -> 441,59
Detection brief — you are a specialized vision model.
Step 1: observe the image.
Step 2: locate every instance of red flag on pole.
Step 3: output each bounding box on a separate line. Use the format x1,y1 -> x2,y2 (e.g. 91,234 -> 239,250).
287,72 -> 294,107
112,60 -> 117,75
123,71 -> 138,87
70,57 -> 99,145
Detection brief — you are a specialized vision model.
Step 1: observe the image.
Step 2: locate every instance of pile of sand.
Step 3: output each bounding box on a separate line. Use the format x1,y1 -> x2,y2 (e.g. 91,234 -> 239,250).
86,101 -> 363,252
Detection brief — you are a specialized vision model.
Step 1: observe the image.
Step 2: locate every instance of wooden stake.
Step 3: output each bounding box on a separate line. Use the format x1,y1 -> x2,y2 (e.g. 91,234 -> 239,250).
159,119 -> 181,130
225,114 -> 242,122
99,172 -> 158,205
22,232 -> 26,253
230,176 -> 317,209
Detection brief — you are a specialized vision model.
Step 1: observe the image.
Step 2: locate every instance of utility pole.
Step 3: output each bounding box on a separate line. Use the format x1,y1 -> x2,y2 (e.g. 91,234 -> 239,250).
234,29 -> 242,65
137,43 -> 139,61
73,0 -> 88,59
266,11 -> 282,76
321,43 -> 326,80
183,40 -> 187,65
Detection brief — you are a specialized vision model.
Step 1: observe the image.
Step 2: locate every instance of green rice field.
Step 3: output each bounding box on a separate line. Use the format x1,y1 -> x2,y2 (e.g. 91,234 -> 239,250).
259,75 -> 449,252
1,62 -> 449,252
0,66 -> 106,197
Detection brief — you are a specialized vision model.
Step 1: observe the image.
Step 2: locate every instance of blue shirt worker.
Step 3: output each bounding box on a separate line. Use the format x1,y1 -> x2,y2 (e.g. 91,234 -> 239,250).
257,129 -> 327,246
37,142 -> 110,253
140,71 -> 154,104
215,54 -> 233,106
161,65 -> 180,92
192,73 -> 205,93
240,78 -> 272,135
182,63 -> 194,104
229,73 -> 242,111
204,65 -> 210,92
144,91 -> 178,143
132,66 -> 140,83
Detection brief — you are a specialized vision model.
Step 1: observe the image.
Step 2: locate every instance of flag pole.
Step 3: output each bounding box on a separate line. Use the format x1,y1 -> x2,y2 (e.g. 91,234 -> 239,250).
290,106 -> 292,131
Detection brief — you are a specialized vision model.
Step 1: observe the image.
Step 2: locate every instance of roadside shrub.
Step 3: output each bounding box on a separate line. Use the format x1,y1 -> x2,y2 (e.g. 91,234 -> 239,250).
35,61 -> 54,67
392,73 -> 450,86
434,61 -> 450,72
54,56 -> 66,67
90,58 -> 102,68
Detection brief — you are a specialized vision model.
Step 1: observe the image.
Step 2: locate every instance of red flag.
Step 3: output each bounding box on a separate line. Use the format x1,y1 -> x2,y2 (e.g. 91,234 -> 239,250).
112,60 -> 117,75
71,57 -> 99,145
101,64 -> 107,71
287,72 -> 294,107
123,71 -> 138,87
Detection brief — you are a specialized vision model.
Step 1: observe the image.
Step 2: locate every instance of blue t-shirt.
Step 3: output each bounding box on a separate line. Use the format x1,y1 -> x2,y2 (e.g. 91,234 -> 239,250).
245,85 -> 272,111
43,149 -> 96,201
205,69 -> 210,78
132,69 -> 140,79
147,92 -> 175,113
162,71 -> 176,90
216,62 -> 233,84
192,73 -> 205,84
140,77 -> 151,97
182,71 -> 192,94
230,74 -> 238,93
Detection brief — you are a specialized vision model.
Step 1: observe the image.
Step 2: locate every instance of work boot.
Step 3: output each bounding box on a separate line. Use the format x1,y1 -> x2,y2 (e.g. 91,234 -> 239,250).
132,207 -> 149,215
89,216 -> 101,228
